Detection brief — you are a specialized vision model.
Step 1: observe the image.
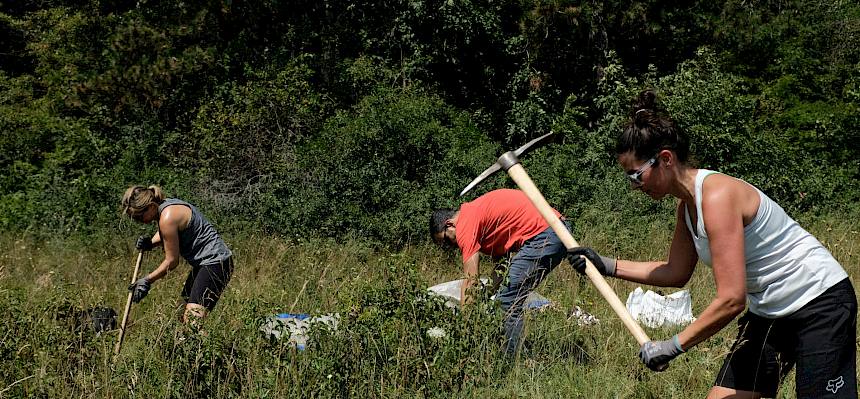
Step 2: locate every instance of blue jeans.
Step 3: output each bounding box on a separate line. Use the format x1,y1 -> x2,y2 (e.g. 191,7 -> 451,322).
495,221 -> 571,355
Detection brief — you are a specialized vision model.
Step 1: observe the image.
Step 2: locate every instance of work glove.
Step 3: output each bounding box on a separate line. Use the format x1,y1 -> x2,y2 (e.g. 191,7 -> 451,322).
567,247 -> 616,277
135,236 -> 154,251
639,335 -> 684,371
128,277 -> 151,303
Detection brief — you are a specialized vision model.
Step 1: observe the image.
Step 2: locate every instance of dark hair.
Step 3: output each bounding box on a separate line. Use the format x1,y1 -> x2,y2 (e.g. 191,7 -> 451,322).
429,209 -> 457,237
615,89 -> 690,162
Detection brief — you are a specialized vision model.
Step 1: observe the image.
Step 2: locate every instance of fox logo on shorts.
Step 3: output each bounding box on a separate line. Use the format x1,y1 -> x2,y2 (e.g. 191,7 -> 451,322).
826,376 -> 844,394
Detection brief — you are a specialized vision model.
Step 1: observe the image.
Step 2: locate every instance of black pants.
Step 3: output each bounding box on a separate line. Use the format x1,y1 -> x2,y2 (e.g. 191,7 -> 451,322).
715,278 -> 857,398
180,257 -> 234,310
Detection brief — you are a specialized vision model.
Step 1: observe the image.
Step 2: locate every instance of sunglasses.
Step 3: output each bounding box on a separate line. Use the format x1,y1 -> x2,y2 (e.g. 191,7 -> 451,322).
626,156 -> 658,187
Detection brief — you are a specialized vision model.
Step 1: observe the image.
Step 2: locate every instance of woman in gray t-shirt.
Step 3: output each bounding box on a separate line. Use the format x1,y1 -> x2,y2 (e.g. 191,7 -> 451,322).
122,185 -> 234,324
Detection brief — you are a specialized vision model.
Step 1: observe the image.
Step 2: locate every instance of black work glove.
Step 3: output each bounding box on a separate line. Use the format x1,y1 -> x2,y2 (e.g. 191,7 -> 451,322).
135,236 -> 154,251
567,247 -> 617,277
128,277 -> 151,303
639,336 -> 684,371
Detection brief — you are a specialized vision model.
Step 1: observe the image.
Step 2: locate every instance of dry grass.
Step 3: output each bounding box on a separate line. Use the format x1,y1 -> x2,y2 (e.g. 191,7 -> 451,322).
0,209 -> 857,398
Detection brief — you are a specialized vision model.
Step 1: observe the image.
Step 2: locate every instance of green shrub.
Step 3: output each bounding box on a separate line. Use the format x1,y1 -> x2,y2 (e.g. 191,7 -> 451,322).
265,85 -> 500,244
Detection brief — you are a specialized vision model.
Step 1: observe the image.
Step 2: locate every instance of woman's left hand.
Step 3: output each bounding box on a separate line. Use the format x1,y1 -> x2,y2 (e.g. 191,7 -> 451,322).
639,335 -> 684,371
128,277 -> 151,303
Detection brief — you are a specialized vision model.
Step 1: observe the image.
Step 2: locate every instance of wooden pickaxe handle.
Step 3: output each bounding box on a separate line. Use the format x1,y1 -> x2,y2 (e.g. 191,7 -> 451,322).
114,251 -> 143,355
507,164 -> 650,345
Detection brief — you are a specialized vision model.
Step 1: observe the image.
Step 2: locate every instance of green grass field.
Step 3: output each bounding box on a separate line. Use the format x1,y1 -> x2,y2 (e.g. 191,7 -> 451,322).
1,211 -> 857,398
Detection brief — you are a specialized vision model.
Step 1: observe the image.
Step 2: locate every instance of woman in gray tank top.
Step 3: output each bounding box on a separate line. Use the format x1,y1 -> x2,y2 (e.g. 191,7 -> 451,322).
122,185 -> 234,325
568,90 -> 856,398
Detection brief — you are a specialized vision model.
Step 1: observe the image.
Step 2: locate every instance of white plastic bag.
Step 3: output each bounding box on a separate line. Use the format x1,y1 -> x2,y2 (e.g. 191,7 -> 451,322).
426,279 -> 599,326
259,313 -> 339,349
426,278 -> 552,310
625,287 -> 695,328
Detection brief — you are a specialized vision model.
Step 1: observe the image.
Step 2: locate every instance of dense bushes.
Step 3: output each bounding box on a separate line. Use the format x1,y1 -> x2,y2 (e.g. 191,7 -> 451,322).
1,1 -> 858,241
266,86 -> 500,243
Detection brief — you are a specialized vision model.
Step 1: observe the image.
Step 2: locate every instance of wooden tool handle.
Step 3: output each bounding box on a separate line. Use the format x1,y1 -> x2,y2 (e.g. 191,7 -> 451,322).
507,164 -> 650,345
114,251 -> 143,355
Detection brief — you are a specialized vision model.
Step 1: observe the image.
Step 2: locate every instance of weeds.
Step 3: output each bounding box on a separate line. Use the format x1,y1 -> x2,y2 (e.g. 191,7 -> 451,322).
1,211 -> 857,398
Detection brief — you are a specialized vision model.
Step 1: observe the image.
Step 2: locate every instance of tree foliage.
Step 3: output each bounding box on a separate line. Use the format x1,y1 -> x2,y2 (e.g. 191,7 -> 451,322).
1,0 -> 858,242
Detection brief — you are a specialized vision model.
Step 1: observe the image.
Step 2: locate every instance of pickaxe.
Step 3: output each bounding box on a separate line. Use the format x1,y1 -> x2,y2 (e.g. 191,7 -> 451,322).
460,132 -> 650,345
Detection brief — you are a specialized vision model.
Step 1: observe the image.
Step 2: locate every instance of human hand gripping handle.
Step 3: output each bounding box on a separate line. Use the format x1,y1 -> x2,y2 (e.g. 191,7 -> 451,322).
567,247 -> 616,277
128,277 -> 151,303
569,247 -> 680,371
639,336 -> 685,371
135,235 -> 154,251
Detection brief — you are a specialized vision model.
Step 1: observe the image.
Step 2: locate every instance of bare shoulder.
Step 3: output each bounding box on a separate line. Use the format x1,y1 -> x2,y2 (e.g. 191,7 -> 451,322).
701,173 -> 760,221
159,204 -> 192,230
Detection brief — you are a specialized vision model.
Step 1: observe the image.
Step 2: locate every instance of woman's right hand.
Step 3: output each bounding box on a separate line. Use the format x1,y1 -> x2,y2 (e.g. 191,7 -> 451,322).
135,236 -> 154,251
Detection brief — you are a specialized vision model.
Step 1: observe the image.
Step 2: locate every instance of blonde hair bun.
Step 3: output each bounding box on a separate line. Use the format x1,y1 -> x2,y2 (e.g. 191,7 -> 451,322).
121,185 -> 165,217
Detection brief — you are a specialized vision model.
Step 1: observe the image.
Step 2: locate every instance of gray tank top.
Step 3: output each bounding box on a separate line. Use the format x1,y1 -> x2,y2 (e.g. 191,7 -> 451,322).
158,198 -> 232,268
684,170 -> 847,317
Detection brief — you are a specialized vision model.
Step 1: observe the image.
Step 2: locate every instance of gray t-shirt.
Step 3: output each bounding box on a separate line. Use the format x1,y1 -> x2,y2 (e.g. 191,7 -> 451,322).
159,198 -> 232,268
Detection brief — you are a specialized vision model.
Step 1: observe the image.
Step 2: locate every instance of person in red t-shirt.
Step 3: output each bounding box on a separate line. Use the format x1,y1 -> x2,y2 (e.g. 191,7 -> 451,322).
430,188 -> 571,354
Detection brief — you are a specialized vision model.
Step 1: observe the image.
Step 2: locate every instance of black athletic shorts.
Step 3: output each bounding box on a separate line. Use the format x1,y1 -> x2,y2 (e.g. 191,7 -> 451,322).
714,278 -> 857,398
181,257 -> 234,310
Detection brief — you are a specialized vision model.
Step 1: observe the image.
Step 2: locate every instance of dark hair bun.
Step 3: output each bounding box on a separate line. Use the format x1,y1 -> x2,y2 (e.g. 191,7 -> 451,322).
634,90 -> 657,111
617,89 -> 690,163
632,89 -> 657,126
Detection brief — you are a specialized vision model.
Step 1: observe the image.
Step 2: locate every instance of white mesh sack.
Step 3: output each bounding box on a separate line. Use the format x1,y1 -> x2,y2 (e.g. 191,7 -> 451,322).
625,287 -> 695,328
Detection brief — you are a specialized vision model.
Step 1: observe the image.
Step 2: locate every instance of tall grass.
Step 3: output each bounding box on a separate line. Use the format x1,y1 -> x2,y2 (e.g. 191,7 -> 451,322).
1,207 -> 857,398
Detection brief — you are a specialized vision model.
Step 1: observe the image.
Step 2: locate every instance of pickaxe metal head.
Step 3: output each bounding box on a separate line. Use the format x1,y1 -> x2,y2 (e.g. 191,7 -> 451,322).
459,132 -> 556,196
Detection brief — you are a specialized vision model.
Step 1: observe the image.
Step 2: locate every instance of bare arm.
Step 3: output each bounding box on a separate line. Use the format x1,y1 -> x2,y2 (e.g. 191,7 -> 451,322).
459,253 -> 480,306
676,182 -> 748,350
149,230 -> 163,248
614,201 -> 698,287
144,207 -> 187,282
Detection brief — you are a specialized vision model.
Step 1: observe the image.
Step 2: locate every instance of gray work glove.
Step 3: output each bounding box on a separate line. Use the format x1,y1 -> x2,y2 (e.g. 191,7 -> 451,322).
135,235 -> 154,251
567,247 -> 616,277
639,336 -> 684,371
128,277 -> 151,303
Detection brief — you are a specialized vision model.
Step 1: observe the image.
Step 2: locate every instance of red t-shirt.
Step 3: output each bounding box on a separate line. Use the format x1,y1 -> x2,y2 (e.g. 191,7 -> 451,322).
455,189 -> 561,263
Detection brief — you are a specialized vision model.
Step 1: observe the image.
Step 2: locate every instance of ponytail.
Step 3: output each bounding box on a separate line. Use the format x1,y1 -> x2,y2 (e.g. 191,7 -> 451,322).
122,185 -> 165,218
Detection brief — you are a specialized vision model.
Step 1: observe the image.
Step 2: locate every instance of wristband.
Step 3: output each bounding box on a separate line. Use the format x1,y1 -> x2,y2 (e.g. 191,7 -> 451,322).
600,255 -> 617,276
672,335 -> 685,353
